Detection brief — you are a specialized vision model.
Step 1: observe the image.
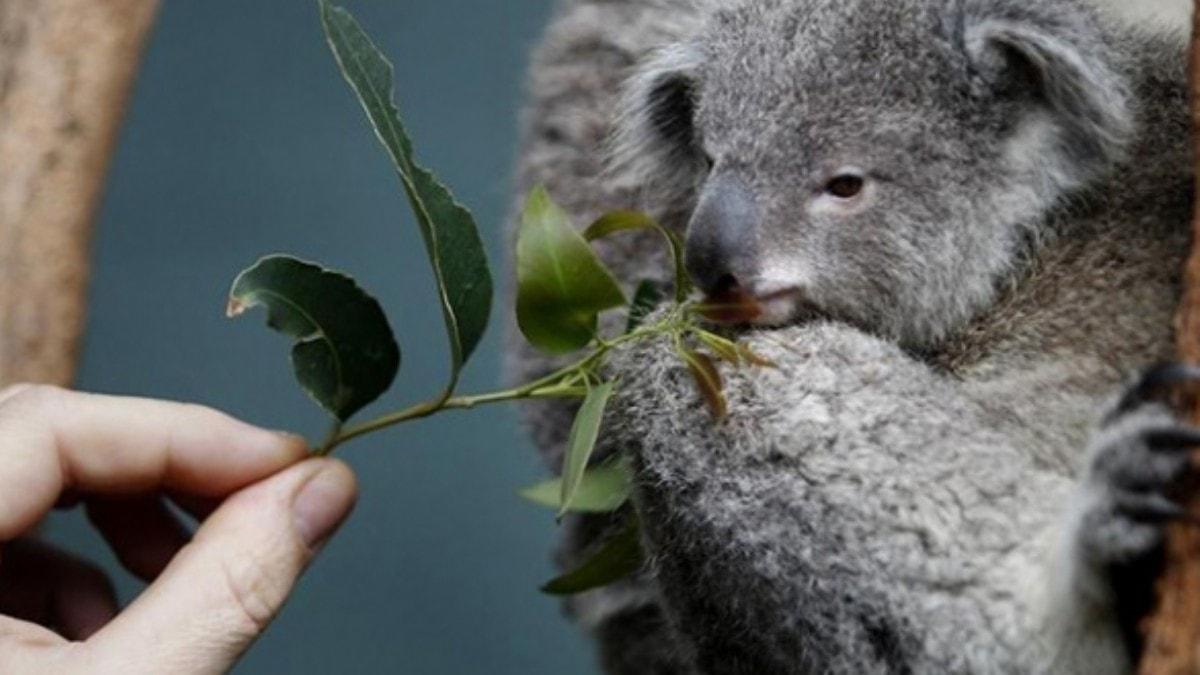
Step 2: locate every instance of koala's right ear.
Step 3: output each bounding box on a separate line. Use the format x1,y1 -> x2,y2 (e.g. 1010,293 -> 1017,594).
960,3 -> 1133,187
608,43 -> 707,198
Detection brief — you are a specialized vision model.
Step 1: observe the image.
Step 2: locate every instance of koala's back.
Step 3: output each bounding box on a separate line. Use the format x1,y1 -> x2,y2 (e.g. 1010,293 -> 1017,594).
938,30 -> 1190,383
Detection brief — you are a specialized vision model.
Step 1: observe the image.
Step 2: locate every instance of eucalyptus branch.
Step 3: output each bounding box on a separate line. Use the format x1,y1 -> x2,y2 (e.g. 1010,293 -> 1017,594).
228,0 -> 769,597
318,320 -> 678,455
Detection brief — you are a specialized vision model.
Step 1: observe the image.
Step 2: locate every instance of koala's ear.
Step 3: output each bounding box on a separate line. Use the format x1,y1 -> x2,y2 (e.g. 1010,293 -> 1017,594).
963,8 -> 1132,182
608,43 -> 707,196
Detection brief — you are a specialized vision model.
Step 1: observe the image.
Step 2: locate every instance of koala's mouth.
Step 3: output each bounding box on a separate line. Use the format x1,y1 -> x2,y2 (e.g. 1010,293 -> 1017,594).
698,286 -> 813,327
754,288 -> 810,325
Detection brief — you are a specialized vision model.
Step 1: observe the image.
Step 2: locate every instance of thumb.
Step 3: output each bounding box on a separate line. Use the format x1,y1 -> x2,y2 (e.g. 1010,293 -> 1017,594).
83,458 -> 357,675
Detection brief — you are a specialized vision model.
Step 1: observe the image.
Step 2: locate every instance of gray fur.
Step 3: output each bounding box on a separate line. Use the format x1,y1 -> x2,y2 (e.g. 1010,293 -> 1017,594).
1089,0 -> 1192,40
509,0 -> 1193,672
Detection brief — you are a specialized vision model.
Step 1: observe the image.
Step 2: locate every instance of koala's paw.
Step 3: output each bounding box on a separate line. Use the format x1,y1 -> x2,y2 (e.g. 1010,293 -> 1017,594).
1080,365 -> 1200,570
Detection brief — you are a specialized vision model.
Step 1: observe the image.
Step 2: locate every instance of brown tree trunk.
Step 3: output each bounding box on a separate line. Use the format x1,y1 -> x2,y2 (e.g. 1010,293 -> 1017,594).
0,0 -> 158,386
1140,3 -> 1200,673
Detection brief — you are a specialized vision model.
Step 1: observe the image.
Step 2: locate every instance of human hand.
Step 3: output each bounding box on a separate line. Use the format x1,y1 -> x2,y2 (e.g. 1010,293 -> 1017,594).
0,385 -> 357,674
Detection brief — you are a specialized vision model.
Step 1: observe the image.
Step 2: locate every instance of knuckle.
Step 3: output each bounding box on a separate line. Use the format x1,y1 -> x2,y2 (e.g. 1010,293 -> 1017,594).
0,383 -> 62,410
0,382 -> 34,402
178,400 -> 220,420
177,401 -> 239,431
216,546 -> 289,636
0,624 -> 72,673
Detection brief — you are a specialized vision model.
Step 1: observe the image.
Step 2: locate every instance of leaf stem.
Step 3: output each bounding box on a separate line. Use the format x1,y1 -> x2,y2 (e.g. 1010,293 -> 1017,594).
324,383 -> 577,452
319,324 -> 657,453
317,421 -> 345,456
319,319 -> 676,454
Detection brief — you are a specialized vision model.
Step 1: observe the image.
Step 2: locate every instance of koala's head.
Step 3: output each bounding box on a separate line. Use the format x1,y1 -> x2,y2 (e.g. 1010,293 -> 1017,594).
613,0 -> 1132,347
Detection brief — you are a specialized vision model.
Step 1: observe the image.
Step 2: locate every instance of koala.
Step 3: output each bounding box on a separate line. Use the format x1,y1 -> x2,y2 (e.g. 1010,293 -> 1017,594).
1088,0 -> 1192,40
509,0 -> 1194,673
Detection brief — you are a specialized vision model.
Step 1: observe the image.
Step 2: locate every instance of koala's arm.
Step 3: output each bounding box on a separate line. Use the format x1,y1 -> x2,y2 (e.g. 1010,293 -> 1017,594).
607,322 -> 1127,674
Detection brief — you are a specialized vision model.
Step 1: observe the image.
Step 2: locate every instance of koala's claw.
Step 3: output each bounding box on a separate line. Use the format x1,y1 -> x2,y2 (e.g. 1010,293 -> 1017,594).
1143,427 -> 1200,452
1070,369 -> 1200,659
1080,371 -> 1200,569
1111,362 -> 1200,419
1111,492 -> 1191,525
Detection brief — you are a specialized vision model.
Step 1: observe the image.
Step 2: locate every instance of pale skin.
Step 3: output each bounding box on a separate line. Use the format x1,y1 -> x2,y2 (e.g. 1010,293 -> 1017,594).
0,384 -> 358,674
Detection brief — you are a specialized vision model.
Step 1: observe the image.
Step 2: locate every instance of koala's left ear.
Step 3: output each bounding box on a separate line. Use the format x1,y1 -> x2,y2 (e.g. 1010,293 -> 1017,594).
608,42 -> 708,203
962,4 -> 1133,181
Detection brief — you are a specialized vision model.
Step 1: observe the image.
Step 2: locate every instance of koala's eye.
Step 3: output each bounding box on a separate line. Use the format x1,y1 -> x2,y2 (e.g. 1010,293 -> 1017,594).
825,174 -> 865,199
702,152 -> 715,170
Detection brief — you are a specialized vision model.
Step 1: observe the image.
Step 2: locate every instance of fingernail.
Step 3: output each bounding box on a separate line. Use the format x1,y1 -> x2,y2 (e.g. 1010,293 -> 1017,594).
242,424 -> 309,459
292,461 -> 357,549
273,431 -> 312,454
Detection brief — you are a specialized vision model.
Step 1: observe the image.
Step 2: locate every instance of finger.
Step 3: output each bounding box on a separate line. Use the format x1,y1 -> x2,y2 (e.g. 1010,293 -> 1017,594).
0,615 -> 66,674
0,538 -> 118,640
0,385 -> 308,540
86,497 -> 192,582
83,458 -> 356,672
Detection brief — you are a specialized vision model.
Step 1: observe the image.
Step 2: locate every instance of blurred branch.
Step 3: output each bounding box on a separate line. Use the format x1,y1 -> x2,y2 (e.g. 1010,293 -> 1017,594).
0,0 -> 158,385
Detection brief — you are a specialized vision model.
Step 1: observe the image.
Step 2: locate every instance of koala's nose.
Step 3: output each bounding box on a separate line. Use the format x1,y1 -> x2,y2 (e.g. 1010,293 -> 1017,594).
684,174 -> 759,297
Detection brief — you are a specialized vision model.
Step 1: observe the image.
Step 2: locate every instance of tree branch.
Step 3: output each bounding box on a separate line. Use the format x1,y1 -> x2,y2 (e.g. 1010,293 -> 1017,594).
0,0 -> 158,386
1139,3 -> 1200,673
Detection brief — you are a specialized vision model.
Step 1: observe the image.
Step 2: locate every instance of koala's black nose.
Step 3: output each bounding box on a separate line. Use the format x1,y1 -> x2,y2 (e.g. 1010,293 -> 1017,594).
685,174 -> 759,297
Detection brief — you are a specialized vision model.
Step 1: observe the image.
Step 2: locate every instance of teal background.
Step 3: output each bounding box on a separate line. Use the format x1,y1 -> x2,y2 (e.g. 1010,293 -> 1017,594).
41,1 -> 603,673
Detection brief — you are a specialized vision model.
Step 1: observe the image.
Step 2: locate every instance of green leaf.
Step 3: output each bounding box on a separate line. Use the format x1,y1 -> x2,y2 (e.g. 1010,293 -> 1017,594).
520,461 -> 632,513
735,342 -> 777,368
320,0 -> 492,393
696,329 -> 777,369
559,381 -> 617,518
517,187 -> 626,354
696,330 -> 744,366
227,255 -> 400,422
626,280 -> 664,334
679,347 -> 727,420
584,211 -> 692,302
541,518 -> 643,595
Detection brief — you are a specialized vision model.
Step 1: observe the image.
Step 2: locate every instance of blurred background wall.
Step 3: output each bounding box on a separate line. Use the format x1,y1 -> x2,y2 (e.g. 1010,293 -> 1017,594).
40,1 -> 603,672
